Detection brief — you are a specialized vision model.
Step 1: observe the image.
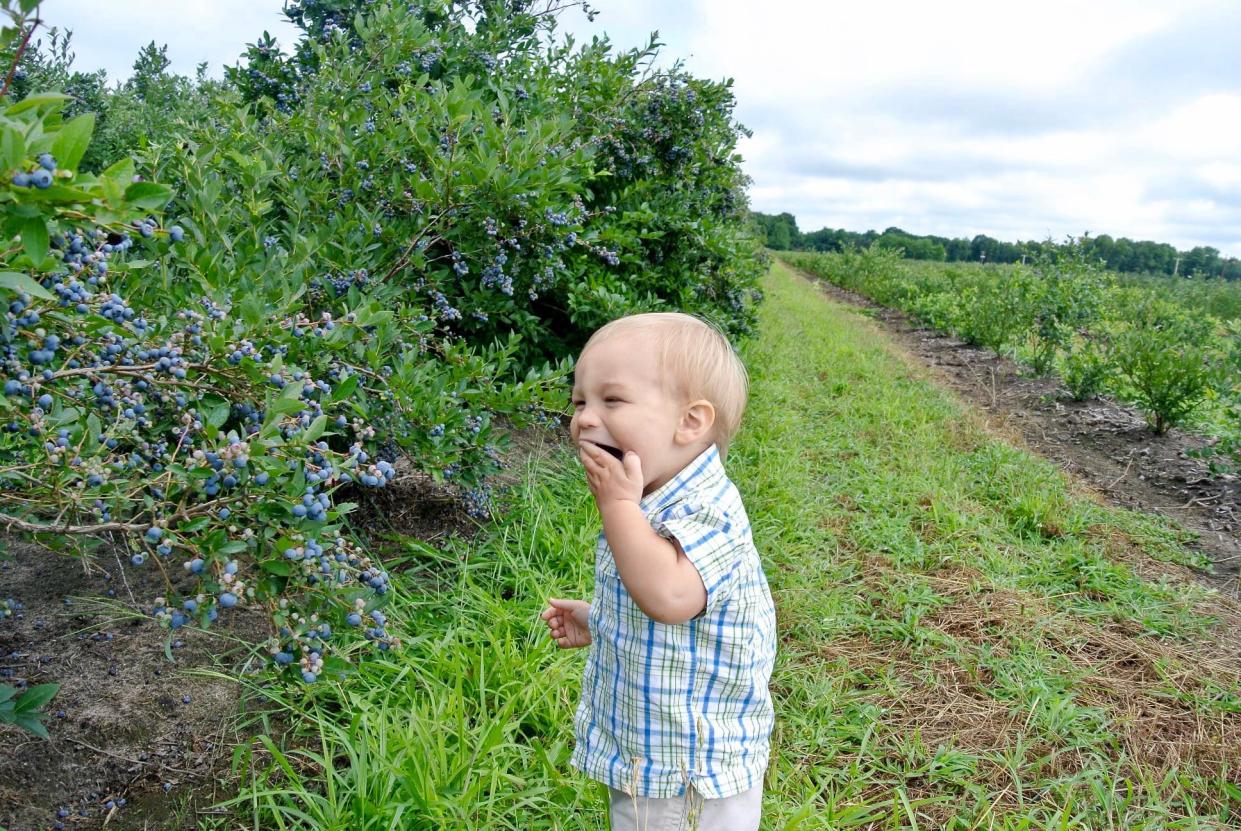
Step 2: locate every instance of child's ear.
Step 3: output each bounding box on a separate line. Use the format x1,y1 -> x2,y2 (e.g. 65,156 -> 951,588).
676,399 -> 716,445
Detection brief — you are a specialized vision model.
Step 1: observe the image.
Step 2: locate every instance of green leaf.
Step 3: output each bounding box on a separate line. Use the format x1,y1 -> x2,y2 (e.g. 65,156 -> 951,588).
17,217 -> 48,265
12,683 -> 59,714
0,124 -> 24,171
259,559 -> 292,576
101,157 -> 135,200
0,271 -> 53,300
12,714 -> 49,739
330,374 -> 359,403
123,181 -> 172,211
4,92 -> 68,117
18,183 -> 95,203
201,395 -> 230,428
302,414 -> 328,443
50,112 -> 94,172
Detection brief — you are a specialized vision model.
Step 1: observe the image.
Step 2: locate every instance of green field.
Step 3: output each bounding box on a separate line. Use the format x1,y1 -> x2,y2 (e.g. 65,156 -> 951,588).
212,261 -> 1241,830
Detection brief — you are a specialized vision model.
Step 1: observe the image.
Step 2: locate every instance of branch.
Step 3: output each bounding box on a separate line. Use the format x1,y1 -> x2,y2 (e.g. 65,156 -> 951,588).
0,11 -> 40,101
0,496 -> 247,537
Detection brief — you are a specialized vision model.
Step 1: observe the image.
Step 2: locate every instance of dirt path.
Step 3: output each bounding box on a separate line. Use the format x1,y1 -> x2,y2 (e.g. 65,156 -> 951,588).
791,265 -> 1241,600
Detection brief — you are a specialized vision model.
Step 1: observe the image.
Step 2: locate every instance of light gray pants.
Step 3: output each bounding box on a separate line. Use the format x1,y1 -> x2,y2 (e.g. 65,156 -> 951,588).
608,783 -> 762,831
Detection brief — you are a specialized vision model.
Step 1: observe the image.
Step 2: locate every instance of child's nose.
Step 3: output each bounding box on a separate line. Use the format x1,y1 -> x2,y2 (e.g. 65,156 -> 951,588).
574,404 -> 600,428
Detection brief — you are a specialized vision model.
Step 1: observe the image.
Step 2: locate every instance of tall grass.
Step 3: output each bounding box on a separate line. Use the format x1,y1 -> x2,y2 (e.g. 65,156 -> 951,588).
210,262 -> 1240,830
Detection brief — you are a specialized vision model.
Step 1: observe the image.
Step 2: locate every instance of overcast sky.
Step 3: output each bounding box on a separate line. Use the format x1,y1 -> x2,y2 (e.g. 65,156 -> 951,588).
41,0 -> 1241,257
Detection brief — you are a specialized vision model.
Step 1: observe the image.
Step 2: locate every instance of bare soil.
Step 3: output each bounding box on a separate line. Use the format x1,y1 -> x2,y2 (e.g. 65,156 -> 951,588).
0,421 -> 562,831
794,266 -> 1241,600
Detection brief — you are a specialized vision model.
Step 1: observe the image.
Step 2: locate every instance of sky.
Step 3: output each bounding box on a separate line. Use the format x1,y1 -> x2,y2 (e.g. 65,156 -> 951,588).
40,0 -> 1241,257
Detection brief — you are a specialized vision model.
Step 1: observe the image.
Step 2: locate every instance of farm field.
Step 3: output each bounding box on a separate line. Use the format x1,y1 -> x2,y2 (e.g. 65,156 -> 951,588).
162,260 -> 1238,829
782,261 -> 1241,598
1,2 -> 1240,829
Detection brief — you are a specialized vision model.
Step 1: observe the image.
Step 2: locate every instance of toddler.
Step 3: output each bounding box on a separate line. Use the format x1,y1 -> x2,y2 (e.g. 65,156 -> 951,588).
541,312 -> 777,830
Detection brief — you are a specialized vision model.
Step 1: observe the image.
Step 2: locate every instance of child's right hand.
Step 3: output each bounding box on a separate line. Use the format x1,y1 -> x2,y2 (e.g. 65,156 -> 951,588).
541,597 -> 592,649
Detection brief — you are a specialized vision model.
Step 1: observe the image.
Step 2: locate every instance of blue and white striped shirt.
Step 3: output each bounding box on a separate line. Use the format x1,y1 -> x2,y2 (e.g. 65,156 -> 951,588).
571,444 -> 777,799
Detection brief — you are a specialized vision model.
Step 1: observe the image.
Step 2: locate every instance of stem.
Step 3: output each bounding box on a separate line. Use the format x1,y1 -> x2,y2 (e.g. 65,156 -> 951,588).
0,9 -> 40,101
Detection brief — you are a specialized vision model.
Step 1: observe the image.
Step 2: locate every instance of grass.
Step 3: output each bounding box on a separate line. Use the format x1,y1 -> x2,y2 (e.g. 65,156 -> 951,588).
209,261 -> 1241,829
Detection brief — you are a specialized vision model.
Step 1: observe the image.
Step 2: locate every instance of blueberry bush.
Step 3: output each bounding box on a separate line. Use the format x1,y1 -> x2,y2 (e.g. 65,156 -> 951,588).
210,0 -> 765,365
0,0 -> 768,723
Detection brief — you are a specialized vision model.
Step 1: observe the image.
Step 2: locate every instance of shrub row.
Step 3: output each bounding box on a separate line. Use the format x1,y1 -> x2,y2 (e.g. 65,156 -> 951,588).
782,247 -> 1239,465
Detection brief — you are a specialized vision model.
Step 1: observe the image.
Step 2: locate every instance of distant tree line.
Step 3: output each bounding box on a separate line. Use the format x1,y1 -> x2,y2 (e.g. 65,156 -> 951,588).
752,211 -> 1241,281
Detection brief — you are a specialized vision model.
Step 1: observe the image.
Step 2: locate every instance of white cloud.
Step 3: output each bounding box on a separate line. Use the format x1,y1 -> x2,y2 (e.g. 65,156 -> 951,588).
40,1 -> 299,83
36,0 -> 1241,255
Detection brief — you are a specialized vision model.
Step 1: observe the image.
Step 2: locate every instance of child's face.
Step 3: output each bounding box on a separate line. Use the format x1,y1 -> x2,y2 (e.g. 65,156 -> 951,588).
570,334 -> 692,495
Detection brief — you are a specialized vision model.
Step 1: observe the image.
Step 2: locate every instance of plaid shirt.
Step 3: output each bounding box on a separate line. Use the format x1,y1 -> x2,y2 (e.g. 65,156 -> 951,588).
570,444 -> 777,799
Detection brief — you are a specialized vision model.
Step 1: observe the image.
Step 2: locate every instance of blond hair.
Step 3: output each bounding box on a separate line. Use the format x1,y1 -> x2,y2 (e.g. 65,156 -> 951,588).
582,312 -> 749,459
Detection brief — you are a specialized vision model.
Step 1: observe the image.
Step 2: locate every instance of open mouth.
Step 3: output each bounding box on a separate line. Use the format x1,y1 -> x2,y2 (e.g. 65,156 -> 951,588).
586,440 -> 625,461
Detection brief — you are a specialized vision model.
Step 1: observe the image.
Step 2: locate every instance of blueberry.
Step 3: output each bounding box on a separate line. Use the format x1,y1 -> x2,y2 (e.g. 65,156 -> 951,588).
168,225 -> 184,242
37,393 -> 53,410
131,553 -> 146,566
301,671 -> 317,683
219,592 -> 237,608
145,526 -> 163,542
37,153 -> 56,171
30,168 -> 52,189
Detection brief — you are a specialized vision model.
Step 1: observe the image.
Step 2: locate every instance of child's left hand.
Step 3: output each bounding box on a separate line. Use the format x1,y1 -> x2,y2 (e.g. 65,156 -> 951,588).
579,441 -> 644,505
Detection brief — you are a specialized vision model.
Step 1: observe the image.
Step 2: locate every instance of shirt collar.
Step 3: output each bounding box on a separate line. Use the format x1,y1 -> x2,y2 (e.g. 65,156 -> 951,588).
639,444 -> 724,514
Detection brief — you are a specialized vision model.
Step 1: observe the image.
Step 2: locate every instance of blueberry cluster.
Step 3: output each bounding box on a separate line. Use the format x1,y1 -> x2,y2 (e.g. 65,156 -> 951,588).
451,249 -> 468,277
11,152 -> 57,189
480,251 -> 513,296
324,268 -> 369,296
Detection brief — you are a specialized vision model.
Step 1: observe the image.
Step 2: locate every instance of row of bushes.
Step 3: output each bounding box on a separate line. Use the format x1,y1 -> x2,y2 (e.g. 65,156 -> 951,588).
782,247 -> 1241,470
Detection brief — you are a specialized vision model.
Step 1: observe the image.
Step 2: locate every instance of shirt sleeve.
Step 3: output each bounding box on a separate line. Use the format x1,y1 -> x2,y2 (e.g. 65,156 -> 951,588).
651,499 -> 741,617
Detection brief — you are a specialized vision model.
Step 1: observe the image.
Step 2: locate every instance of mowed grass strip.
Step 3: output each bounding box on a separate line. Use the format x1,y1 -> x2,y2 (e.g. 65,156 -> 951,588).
214,261 -> 1241,831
